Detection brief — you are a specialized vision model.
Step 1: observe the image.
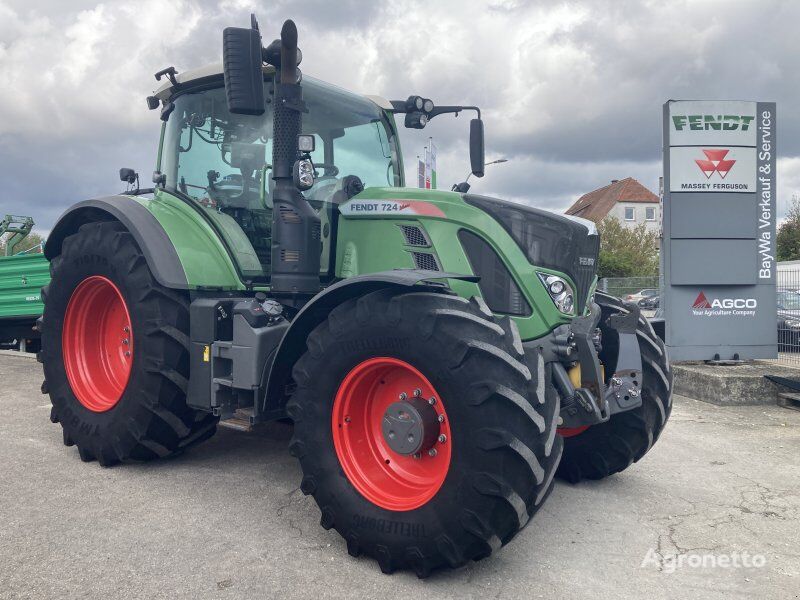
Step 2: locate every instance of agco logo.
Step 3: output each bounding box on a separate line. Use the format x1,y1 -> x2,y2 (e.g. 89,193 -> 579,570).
672,114 -> 754,132
695,149 -> 735,179
692,292 -> 757,316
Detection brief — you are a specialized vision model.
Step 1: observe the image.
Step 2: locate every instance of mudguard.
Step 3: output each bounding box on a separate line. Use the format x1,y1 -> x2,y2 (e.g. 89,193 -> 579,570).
45,197 -> 189,289
44,195 -> 246,291
260,269 -> 479,415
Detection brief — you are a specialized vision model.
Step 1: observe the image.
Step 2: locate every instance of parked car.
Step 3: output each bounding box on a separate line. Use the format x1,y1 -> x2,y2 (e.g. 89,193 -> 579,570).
625,288 -> 658,304
639,295 -> 660,310
777,290 -> 800,352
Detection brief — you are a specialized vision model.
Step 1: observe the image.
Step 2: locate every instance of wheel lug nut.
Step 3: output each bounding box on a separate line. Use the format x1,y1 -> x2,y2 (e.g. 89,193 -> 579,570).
428,397 -> 436,405
437,415 -> 444,423
344,416 -> 351,423
122,338 -> 129,345
428,448 -> 437,457
123,326 -> 130,333
124,351 -> 131,357
399,392 -> 407,401
438,434 -> 447,443
413,388 -> 421,397
413,453 -> 421,460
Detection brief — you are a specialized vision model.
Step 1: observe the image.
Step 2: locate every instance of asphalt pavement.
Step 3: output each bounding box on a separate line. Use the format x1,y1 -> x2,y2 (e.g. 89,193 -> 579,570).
1,352 -> 798,599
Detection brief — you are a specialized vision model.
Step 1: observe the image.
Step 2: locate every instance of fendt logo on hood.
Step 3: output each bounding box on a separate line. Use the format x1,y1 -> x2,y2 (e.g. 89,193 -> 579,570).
691,292 -> 757,317
695,149 -> 735,179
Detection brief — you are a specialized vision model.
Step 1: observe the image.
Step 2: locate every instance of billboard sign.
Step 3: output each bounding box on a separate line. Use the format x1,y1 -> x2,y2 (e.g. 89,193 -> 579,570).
669,146 -> 757,192
661,100 -> 776,360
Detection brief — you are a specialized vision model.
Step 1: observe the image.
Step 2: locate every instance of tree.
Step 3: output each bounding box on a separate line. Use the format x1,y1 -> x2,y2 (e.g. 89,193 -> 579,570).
777,194 -> 800,262
0,231 -> 45,256
597,216 -> 659,278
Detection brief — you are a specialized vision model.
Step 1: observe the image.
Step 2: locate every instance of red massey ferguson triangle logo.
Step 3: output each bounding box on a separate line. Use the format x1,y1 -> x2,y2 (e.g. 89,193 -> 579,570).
695,149 -> 735,179
693,292 -> 711,309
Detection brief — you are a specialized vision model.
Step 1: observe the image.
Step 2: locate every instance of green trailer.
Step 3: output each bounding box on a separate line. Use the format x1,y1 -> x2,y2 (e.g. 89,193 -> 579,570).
0,216 -> 48,351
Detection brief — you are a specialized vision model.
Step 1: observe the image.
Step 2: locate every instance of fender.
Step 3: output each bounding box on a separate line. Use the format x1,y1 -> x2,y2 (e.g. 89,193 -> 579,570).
260,269 -> 479,415
44,195 -> 244,290
45,197 -> 188,289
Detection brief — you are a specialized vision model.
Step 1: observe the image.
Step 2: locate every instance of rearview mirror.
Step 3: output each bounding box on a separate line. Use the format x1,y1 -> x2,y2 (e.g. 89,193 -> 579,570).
223,25 -> 265,115
470,119 -> 485,178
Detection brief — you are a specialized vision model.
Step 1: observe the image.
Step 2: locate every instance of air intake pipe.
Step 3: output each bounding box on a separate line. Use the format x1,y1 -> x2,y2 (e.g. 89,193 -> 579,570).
269,20 -> 321,297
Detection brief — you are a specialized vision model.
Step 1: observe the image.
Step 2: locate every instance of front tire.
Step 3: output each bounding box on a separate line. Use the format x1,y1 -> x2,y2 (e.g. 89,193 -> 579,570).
41,221 -> 218,466
287,289 -> 561,576
556,292 -> 672,483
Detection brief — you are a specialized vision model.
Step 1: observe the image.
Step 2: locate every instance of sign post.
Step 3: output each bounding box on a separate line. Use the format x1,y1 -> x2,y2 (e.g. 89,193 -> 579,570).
662,100 -> 777,360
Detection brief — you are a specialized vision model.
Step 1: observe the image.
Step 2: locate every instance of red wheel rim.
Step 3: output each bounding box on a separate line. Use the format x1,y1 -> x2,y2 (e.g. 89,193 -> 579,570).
62,276 -> 133,412
332,357 -> 451,511
558,426 -> 589,438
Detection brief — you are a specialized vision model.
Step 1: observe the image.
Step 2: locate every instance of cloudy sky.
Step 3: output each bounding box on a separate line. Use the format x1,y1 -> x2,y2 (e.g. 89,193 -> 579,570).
1,0 -> 798,234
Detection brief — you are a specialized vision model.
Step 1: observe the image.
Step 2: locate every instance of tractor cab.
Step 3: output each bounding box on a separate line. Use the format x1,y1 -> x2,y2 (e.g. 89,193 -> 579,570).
156,70 -> 402,281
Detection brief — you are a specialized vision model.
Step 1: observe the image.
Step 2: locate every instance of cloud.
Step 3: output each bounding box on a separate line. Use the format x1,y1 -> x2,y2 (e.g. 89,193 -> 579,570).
0,0 -> 798,235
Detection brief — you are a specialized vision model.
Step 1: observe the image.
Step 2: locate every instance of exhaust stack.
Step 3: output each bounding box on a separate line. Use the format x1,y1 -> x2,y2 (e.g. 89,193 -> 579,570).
268,20 -> 322,297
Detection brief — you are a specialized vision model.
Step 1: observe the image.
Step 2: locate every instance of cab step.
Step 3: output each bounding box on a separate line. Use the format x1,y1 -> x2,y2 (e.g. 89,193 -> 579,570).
219,407 -> 255,432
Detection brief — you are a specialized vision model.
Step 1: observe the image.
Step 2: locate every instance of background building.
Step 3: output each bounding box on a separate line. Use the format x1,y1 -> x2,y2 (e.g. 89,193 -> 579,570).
565,177 -> 661,232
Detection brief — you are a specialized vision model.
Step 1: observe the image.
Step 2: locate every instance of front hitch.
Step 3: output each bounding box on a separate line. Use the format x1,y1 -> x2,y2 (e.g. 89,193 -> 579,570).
603,303 -> 644,413
544,301 -> 644,430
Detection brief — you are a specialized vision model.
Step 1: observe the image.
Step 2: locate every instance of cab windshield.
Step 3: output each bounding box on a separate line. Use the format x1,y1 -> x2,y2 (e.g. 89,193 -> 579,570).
160,75 -> 401,278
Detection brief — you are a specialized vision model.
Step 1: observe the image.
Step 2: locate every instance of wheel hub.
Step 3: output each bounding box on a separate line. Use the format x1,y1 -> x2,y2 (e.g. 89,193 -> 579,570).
381,397 -> 440,456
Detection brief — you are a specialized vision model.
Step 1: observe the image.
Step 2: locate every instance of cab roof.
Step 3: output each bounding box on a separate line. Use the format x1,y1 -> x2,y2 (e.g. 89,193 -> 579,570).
152,63 -> 392,110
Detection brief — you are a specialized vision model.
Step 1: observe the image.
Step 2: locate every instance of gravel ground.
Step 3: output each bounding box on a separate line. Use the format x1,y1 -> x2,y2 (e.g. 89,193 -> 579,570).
1,352 -> 799,599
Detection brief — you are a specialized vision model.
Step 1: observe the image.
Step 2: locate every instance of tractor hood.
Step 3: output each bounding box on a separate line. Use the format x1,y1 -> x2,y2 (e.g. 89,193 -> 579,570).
463,194 -> 600,313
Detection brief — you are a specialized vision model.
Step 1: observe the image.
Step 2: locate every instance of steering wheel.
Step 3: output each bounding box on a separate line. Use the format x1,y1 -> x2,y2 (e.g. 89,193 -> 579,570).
386,161 -> 394,185
314,163 -> 339,177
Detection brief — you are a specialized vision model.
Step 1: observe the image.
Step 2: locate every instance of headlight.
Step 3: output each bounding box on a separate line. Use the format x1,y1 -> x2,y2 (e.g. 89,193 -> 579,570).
293,158 -> 315,190
548,279 -> 565,295
538,273 -> 575,315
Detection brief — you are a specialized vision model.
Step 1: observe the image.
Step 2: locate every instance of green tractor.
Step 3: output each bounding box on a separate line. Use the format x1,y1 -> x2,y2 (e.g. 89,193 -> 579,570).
39,17 -> 672,576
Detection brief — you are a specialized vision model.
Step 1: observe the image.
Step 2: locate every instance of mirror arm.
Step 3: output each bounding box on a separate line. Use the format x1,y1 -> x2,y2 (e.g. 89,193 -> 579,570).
388,102 -> 481,121
427,105 -> 481,120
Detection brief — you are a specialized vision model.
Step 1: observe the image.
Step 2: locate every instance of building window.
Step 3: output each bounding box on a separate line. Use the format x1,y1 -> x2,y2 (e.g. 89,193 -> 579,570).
646,207 -> 656,221
624,207 -> 635,221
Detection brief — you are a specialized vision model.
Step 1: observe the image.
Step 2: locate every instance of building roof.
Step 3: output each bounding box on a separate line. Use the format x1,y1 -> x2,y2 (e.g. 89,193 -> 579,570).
565,177 -> 659,222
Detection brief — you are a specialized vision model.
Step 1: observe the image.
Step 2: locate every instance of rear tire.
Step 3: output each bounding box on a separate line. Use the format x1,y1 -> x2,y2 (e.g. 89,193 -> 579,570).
287,289 -> 561,576
556,292 -> 672,483
40,221 -> 218,466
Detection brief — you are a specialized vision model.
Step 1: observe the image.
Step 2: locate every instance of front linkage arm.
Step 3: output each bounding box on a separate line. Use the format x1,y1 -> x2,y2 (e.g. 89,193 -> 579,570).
546,301 -> 644,430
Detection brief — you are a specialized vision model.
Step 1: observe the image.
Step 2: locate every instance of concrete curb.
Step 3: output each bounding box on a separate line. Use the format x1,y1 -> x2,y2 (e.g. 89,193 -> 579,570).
673,360 -> 800,406
0,349 -> 37,360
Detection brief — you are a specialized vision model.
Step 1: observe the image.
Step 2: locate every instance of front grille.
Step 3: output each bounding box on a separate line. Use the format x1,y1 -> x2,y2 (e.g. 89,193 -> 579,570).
412,252 -> 439,271
401,225 -> 429,246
